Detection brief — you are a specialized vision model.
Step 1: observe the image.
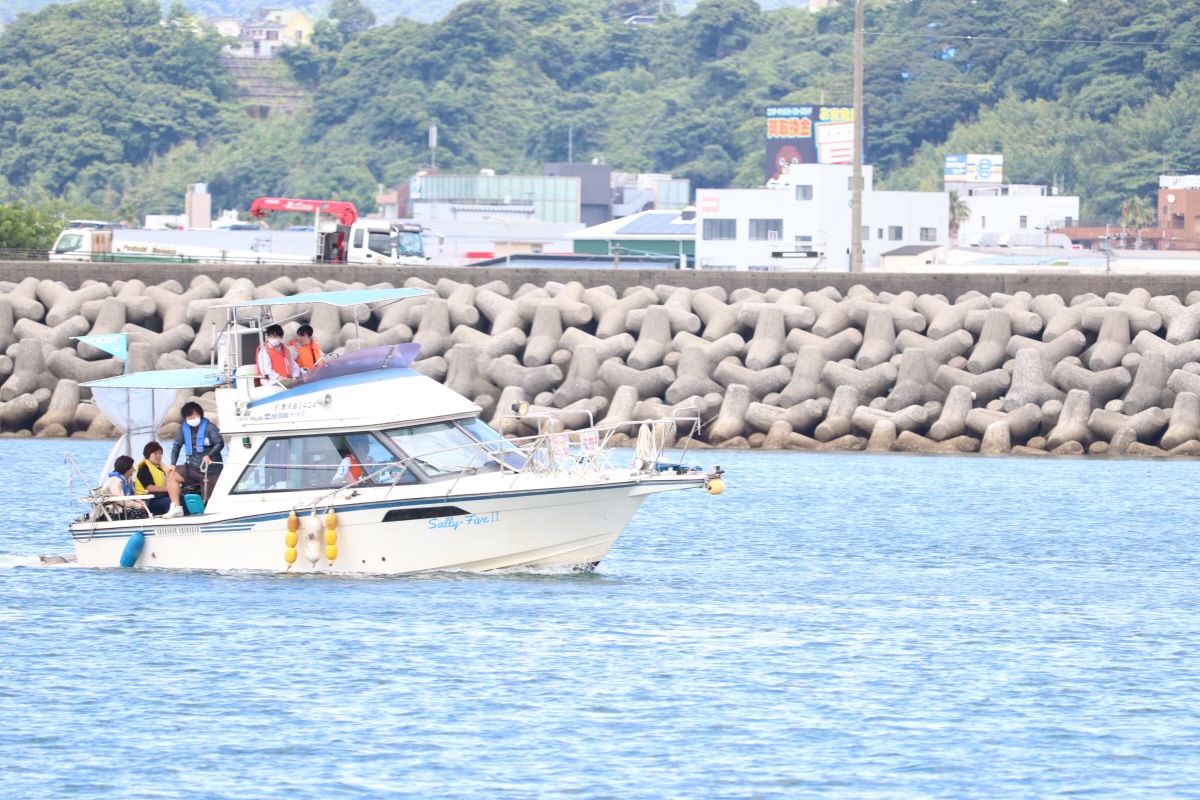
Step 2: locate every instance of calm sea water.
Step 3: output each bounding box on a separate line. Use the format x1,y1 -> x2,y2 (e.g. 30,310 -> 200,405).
4,438 -> 1200,799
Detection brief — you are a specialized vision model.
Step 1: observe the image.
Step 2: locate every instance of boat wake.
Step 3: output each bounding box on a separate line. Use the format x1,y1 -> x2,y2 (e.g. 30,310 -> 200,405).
0,553 -> 78,569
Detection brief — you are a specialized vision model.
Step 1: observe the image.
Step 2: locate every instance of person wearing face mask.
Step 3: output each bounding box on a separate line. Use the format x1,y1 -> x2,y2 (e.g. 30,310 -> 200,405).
256,323 -> 298,388
162,401 -> 225,518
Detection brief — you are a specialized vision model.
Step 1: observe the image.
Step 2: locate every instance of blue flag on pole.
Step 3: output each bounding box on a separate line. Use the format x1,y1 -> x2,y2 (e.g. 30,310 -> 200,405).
73,333 -> 129,361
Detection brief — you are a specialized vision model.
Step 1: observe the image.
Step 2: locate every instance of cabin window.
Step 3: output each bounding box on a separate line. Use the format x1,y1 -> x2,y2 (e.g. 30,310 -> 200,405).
367,230 -> 392,255
55,233 -> 84,253
353,229 -> 364,248
232,432 -> 417,493
384,421 -> 497,477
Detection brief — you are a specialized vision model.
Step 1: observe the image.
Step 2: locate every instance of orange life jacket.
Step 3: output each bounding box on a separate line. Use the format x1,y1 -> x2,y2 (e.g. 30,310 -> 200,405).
256,343 -> 293,384
290,338 -> 322,370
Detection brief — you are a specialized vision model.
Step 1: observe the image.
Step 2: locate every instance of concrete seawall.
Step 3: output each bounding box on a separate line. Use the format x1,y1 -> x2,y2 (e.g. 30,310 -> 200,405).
4,266 -> 1200,457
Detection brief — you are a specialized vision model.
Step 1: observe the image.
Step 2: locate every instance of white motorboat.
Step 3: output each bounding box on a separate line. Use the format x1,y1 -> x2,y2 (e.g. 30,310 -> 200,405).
68,288 -> 725,574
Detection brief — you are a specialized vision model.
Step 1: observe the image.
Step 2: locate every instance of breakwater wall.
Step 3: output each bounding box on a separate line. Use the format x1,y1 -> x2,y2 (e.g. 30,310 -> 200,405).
4,272 -> 1200,457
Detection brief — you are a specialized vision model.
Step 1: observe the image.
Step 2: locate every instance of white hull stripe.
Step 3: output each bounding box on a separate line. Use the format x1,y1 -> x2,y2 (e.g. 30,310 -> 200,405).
70,477 -> 703,541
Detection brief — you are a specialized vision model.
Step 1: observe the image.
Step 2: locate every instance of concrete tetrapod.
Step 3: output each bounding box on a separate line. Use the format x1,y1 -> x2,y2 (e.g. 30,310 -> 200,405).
814,384 -> 859,442
627,305 -> 672,370
914,293 -> 990,339
0,299 -> 14,355
0,394 -> 39,431
597,385 -> 639,430
489,358 -> 564,398
33,379 -> 79,435
894,329 -> 974,365
597,360 -> 674,400
665,347 -> 725,405
980,420 -> 1012,454
744,307 -> 787,370
1050,362 -> 1132,405
866,419 -> 899,451
412,298 -> 455,359
453,325 -> 528,361
127,324 -> 196,363
5,277 -> 45,321
847,292 -> 926,333
1083,308 -> 1133,371
1,339 -> 48,402
933,364 -> 1010,404
851,404 -> 930,436
38,281 -> 111,328
1003,349 -> 1065,410
707,384 -> 752,445
1131,331 -> 1200,371
1122,351 -> 1169,414
552,345 -> 609,407
988,291 -> 1043,337
523,304 -> 564,368
714,361 -> 791,398
965,308 -> 1012,374
1166,368 -> 1200,397
444,345 -> 501,400
1045,389 -> 1094,450
885,348 -> 945,411
737,302 -> 815,333
1030,294 -> 1104,341
777,346 -> 830,406
784,329 -> 864,364
1087,407 -> 1169,442
1164,299 -> 1200,344
652,286 -> 703,335
1004,329 -> 1086,364
1088,288 -> 1161,334
1161,391 -> 1200,450
821,361 -> 898,401
928,385 -> 974,441
854,308 -> 897,369
13,315 -> 90,354
745,398 -> 829,435
475,288 -> 524,335
560,328 -> 635,362
964,402 -> 1041,441
585,286 -> 657,339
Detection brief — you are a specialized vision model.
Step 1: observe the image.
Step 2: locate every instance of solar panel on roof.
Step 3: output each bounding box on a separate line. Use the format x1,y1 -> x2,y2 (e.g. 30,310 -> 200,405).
615,214 -> 694,236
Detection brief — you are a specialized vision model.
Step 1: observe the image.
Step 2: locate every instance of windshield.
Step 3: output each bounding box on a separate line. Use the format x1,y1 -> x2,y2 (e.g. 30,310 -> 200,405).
396,231 -> 424,258
55,233 -> 83,253
384,421 -> 496,476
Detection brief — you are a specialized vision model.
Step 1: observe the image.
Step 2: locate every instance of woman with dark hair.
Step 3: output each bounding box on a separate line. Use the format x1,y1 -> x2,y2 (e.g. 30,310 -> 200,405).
134,441 -> 172,516
99,455 -> 149,520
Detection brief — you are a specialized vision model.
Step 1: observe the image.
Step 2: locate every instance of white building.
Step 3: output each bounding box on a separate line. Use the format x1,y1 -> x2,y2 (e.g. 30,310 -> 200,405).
694,164 -> 948,271
953,184 -> 1080,246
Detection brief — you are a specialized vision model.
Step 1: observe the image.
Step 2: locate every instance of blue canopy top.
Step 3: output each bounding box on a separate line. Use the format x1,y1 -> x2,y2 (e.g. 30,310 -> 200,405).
213,287 -> 434,309
82,368 -> 227,389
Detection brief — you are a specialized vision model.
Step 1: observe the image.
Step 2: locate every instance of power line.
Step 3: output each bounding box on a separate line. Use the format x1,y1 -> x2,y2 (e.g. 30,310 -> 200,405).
865,31 -> 1200,48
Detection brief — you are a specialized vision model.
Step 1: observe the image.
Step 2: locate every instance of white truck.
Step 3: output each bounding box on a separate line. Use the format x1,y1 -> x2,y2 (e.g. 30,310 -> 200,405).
49,197 -> 430,266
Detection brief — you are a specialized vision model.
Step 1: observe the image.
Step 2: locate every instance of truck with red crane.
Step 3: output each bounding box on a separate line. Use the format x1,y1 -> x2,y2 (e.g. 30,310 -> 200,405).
49,197 -> 430,266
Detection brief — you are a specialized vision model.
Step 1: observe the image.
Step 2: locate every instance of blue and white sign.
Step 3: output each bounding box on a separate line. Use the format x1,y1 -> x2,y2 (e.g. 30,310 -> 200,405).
944,153 -> 1004,184
73,333 -> 128,361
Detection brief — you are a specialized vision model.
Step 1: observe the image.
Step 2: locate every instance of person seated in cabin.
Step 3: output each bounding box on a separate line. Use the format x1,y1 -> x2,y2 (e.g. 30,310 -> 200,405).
163,402 -> 225,518
332,446 -> 366,485
133,441 -> 172,517
97,455 -> 150,521
288,324 -> 324,374
256,324 -> 299,388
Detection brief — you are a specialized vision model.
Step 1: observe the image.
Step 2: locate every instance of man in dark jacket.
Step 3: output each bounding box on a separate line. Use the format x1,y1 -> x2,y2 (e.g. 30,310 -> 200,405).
163,401 -> 224,517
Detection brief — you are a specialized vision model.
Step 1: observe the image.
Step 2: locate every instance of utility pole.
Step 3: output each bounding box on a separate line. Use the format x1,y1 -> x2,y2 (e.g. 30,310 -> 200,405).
850,0 -> 864,274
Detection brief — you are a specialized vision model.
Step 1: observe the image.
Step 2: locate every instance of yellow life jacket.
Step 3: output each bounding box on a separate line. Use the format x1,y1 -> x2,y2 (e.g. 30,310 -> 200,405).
133,458 -> 166,495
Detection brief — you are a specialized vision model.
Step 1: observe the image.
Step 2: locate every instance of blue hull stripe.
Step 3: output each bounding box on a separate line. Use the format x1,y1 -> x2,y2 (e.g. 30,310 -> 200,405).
70,477 -> 704,541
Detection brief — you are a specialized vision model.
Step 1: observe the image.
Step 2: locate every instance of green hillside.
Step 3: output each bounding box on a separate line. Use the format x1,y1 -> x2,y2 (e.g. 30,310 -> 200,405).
1,0 -> 1197,222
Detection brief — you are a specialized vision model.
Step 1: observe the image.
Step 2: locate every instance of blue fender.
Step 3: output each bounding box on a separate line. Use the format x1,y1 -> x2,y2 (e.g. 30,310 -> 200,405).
119,531 -> 146,568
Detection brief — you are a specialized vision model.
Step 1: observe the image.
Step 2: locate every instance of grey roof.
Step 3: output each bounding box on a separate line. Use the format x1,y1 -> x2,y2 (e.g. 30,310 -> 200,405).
882,245 -> 941,256
616,212 -> 694,236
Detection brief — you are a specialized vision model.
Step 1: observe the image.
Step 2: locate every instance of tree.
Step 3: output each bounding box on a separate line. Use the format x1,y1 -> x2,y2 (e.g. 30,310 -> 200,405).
948,191 -> 970,244
1120,195 -> 1154,247
0,201 -> 63,250
329,0 -> 377,39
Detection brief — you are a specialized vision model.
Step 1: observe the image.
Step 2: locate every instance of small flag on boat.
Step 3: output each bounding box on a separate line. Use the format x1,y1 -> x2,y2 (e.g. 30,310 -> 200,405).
73,333 -> 129,361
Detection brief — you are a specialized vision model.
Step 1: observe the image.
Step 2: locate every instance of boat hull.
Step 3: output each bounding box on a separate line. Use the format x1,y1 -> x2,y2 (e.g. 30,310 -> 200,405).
70,476 -> 703,574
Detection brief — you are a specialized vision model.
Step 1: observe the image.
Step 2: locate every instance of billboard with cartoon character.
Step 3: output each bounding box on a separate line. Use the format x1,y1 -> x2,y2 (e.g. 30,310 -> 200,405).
765,106 -> 860,183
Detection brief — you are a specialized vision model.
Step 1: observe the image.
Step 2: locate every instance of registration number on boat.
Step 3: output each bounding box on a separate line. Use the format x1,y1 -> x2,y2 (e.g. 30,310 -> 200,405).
155,526 -> 202,537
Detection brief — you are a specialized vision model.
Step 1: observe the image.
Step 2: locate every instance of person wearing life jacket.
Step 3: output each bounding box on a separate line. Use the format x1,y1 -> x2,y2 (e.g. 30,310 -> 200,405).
134,441 -> 172,516
288,324 -> 324,373
333,447 -> 365,485
256,323 -> 298,388
98,455 -> 150,521
163,401 -> 225,518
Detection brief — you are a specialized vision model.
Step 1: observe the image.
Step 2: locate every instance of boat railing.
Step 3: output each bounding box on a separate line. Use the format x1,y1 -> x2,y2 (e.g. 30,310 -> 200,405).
295,411 -> 704,515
